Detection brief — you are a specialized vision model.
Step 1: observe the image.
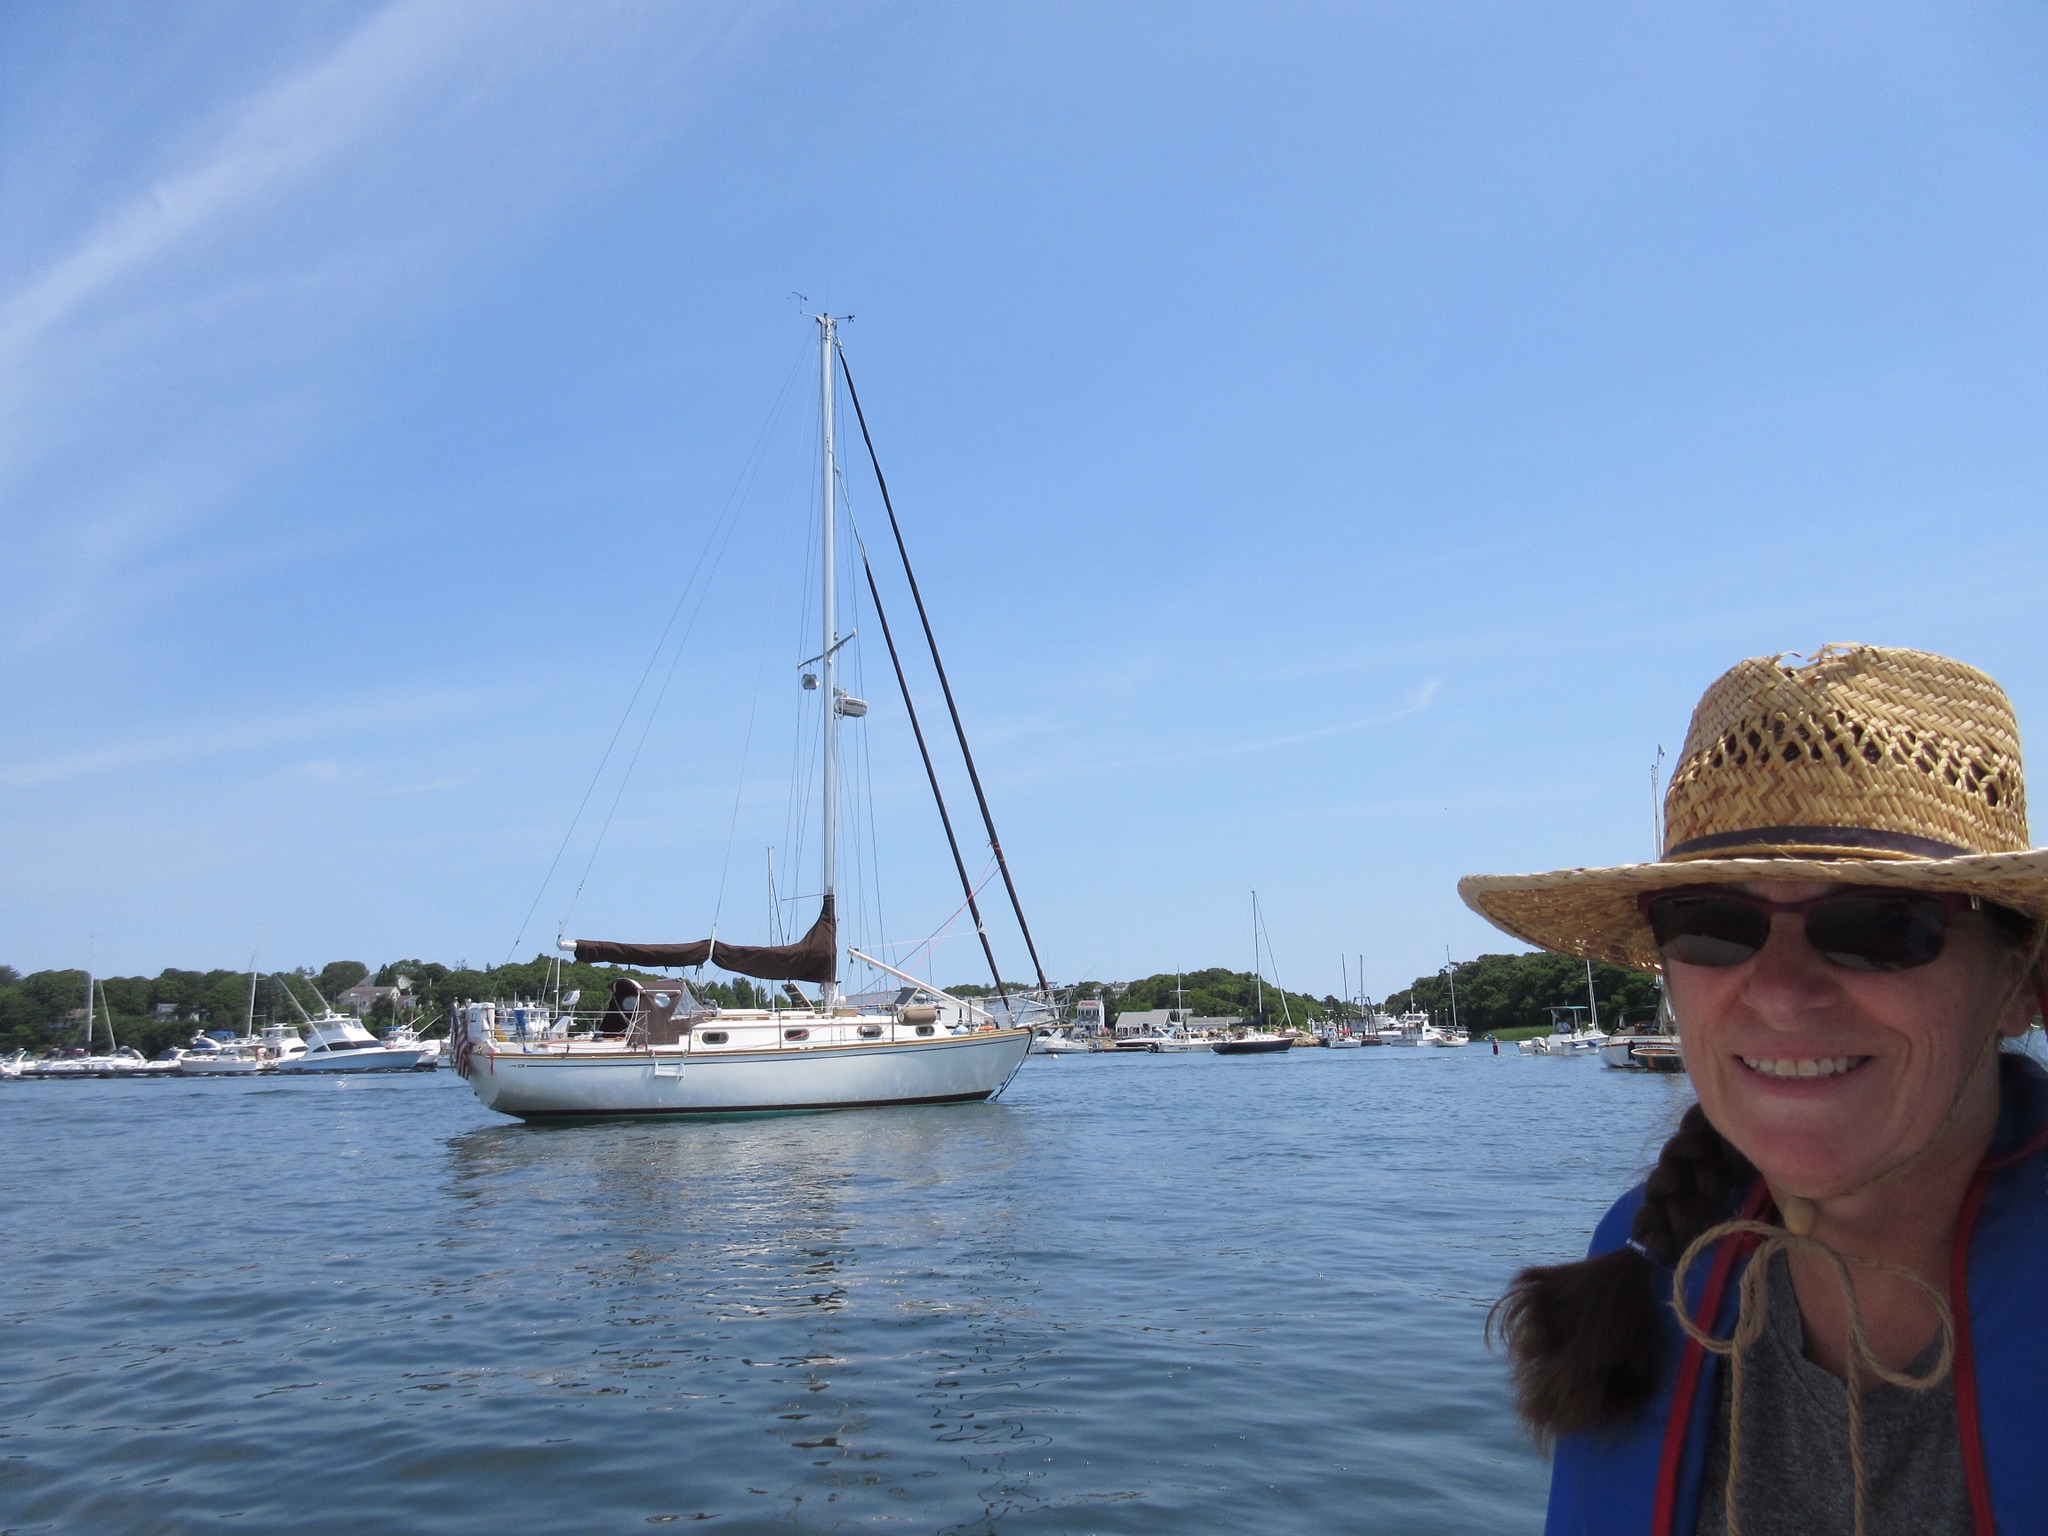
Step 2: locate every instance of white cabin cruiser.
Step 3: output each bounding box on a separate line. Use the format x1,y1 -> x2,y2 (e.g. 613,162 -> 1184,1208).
275,1015 -> 426,1074
176,1034 -> 267,1075
1377,1011 -> 1459,1047
380,1021 -> 442,1069
25,1046 -> 161,1079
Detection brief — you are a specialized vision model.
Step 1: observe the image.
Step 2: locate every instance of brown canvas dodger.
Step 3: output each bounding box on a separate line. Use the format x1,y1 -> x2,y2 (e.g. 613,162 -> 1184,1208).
569,895 -> 838,985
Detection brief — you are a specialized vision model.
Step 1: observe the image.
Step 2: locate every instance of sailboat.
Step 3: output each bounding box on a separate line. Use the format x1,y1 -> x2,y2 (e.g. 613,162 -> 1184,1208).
455,317 -> 1035,1120
1212,893 -> 1295,1055
25,969 -> 158,1078
176,959 -> 270,1075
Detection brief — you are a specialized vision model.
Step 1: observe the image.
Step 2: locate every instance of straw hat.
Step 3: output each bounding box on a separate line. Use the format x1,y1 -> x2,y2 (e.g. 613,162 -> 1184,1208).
1459,645 -> 2048,971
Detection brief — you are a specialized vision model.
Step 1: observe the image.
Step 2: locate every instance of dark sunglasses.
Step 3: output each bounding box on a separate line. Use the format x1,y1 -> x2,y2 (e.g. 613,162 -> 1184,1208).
1639,887 -> 1983,973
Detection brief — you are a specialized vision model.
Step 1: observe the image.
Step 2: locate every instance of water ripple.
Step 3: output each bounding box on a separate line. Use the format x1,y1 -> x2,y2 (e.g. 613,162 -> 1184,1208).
0,1049 -> 1689,1533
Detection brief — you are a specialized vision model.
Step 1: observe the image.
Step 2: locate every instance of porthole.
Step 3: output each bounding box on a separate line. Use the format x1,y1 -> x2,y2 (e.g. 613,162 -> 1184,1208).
652,993 -> 672,1008
914,1024 -> 934,1037
858,1024 -> 884,1039
699,1030 -> 729,1045
784,1028 -> 810,1042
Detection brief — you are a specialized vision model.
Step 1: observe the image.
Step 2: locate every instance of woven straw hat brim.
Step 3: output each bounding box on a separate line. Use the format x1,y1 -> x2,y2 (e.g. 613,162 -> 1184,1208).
1459,850 -> 2048,974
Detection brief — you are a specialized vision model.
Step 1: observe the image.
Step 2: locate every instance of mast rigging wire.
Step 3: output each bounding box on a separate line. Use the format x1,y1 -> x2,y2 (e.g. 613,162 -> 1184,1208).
835,345 -> 1050,997
881,858 -> 999,977
854,524 -> 1011,1012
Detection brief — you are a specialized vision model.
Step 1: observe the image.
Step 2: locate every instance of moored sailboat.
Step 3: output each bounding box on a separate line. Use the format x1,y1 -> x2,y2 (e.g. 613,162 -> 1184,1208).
455,317 -> 1035,1120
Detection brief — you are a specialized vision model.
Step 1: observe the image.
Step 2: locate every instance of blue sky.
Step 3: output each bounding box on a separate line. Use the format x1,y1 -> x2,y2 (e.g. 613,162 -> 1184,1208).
5,2 -> 2048,1000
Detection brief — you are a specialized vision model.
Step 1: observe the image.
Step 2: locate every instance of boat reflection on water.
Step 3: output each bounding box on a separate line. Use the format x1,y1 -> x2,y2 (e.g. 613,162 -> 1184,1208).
435,1098 -> 1064,1521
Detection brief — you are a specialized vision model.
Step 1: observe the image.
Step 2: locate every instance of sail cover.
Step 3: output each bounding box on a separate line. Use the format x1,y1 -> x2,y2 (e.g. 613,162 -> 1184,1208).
568,896 -> 837,983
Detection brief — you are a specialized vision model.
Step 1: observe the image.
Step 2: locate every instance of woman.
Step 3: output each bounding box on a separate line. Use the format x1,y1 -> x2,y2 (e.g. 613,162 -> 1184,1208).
1461,645 -> 2048,1536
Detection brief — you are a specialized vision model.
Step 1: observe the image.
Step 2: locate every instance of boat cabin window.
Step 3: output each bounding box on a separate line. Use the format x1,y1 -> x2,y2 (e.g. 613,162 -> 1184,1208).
783,1028 -> 809,1042
858,1024 -> 883,1039
698,1030 -> 729,1045
914,1024 -> 934,1037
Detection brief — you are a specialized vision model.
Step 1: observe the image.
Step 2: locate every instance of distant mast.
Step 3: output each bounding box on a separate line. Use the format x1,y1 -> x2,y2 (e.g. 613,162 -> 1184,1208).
817,313 -> 841,1009
1251,892 -> 1265,1025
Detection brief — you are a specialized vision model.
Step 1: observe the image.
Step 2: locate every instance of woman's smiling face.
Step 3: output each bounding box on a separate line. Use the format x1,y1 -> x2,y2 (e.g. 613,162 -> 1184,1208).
1664,881 -> 2031,1199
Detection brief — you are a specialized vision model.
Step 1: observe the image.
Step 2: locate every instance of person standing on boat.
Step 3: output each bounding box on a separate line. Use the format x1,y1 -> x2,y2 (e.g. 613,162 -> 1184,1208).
1462,646 -> 2048,1536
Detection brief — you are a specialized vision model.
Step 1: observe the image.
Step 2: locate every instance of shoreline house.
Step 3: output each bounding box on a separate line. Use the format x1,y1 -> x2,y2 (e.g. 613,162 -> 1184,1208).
336,976 -> 413,1017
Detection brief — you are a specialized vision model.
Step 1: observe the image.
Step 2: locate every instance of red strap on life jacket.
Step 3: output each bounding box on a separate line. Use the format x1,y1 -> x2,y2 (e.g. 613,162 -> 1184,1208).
1651,1181 -> 1771,1536
1652,1116 -> 2048,1536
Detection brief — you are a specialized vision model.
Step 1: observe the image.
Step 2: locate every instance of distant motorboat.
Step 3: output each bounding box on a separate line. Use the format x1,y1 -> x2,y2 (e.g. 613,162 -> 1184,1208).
1521,965 -> 1610,1056
380,1021 -> 443,1069
1376,1011 -> 1461,1047
1031,1029 -> 1098,1055
1600,996 -> 1681,1072
24,1045 -> 161,1079
175,1035 -> 267,1076
1519,1027 -> 1604,1056
275,1016 -> 427,1074
1112,1025 -> 1210,1053
1630,1039 -> 1685,1073
1155,1030 -> 1213,1052
1603,1032 -> 1686,1071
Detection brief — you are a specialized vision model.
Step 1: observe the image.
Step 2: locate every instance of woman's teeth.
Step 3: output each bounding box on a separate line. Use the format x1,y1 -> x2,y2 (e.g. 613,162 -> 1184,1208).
1741,1055 -> 1866,1080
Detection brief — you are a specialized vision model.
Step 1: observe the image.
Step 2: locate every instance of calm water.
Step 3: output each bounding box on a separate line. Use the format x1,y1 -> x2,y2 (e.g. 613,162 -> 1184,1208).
0,1048 -> 1694,1534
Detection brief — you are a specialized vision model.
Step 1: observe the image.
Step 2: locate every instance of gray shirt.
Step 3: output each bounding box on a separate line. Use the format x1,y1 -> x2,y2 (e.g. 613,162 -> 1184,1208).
1695,1253 -> 1969,1536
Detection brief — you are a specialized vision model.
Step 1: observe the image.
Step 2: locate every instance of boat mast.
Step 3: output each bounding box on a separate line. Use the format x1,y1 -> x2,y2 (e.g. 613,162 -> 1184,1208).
1251,892 -> 1264,1025
817,313 -> 841,1009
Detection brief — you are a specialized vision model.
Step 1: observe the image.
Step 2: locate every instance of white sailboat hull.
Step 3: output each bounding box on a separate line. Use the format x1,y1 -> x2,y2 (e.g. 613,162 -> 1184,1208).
176,1056 -> 266,1076
463,1028 -> 1032,1120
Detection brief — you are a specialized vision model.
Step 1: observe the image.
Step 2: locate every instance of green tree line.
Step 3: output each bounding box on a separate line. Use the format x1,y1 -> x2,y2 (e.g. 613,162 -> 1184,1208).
942,973 -> 1331,1025
1381,952 -> 1661,1037
0,956 -> 780,1060
2,950 -> 1658,1059
1103,967 -> 1331,1026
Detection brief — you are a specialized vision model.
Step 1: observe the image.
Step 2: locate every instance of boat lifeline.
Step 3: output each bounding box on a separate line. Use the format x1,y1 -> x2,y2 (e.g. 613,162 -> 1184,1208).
455,317 -> 1035,1121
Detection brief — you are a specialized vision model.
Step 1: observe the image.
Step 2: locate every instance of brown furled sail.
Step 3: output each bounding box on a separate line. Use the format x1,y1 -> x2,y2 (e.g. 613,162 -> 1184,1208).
568,896 -> 837,984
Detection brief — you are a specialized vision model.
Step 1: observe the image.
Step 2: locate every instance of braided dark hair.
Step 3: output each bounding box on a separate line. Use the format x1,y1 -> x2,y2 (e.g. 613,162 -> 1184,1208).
1489,1103 -> 1755,1443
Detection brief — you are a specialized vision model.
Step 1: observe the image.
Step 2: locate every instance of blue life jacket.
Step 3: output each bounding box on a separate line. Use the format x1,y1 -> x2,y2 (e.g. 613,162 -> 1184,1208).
1545,1057 -> 2048,1536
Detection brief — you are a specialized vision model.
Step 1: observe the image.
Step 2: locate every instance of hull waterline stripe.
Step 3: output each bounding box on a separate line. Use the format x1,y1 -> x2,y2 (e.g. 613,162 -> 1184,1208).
508,1088 -> 996,1120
